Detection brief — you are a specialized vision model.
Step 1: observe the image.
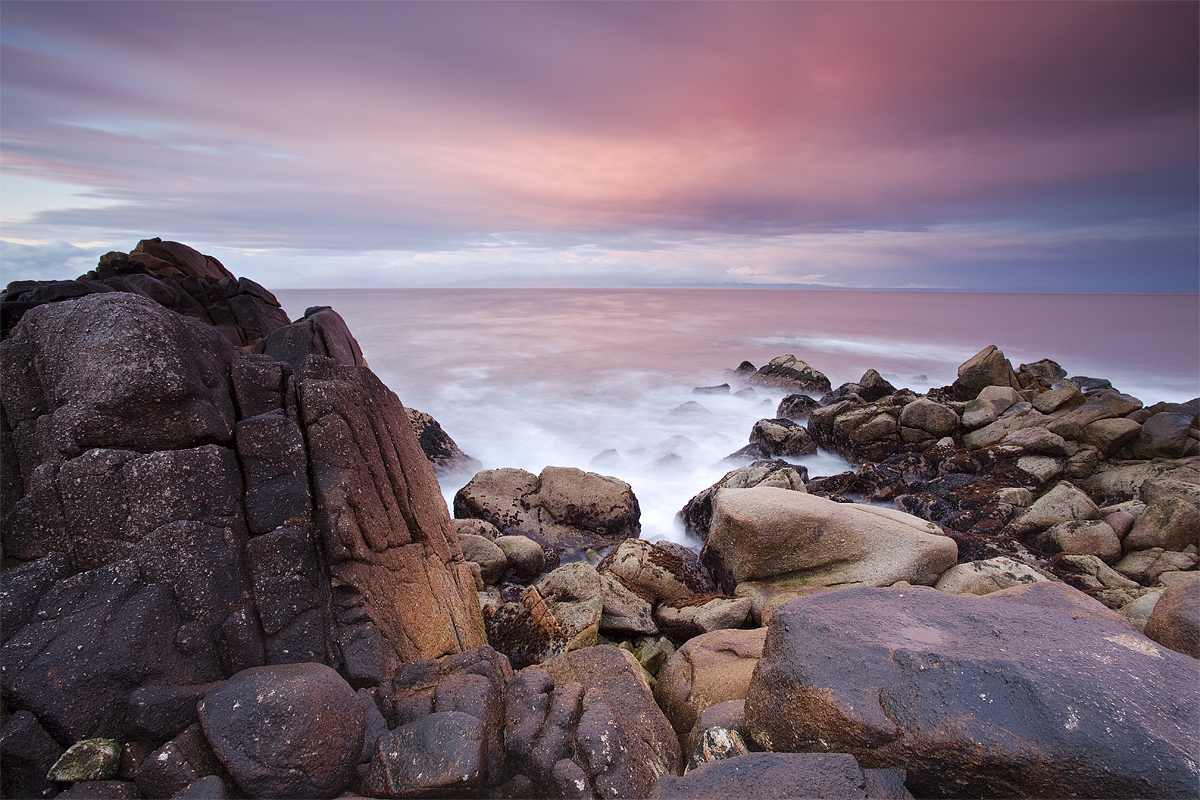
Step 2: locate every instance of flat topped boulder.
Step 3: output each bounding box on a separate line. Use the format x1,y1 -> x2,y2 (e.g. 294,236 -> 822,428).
704,487 -> 957,589
745,585 -> 1200,799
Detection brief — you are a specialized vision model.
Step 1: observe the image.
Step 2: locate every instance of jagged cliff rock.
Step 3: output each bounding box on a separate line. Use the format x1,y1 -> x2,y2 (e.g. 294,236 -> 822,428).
0,245 -> 485,767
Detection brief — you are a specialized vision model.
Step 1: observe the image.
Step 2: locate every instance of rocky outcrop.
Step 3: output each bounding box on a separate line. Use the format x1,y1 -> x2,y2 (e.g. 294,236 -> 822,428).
0,242 -> 485,799
2,238 -> 290,347
745,586 -> 1200,798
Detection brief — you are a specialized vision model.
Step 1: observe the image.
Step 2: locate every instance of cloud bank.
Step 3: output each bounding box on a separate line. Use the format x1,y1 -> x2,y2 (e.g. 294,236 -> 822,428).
2,1 -> 1196,290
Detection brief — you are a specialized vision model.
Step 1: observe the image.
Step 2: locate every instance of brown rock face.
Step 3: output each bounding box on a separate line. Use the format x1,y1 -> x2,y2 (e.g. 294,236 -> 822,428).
299,356 -> 485,677
745,586 -> 1200,799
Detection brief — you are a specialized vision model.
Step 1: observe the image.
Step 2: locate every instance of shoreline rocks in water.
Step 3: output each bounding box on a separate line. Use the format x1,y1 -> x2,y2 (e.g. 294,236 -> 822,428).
1,241 -> 1196,799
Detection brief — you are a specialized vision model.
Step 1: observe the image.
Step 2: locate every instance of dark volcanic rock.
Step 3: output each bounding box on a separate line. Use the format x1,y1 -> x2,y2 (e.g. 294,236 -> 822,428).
388,645 -> 512,787
1,561 -> 209,742
254,306 -> 365,373
0,709 -> 64,799
745,586 -> 1200,799
406,407 -> 483,479
198,663 -> 364,799
1,293 -> 237,476
362,711 -> 487,798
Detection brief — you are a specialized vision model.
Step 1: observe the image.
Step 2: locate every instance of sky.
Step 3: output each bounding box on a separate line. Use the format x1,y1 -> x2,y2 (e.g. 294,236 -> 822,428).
1,1 -> 1197,291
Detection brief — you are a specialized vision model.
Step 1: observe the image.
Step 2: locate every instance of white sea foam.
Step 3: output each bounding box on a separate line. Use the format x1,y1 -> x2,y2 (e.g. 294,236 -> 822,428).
276,288 -> 1199,547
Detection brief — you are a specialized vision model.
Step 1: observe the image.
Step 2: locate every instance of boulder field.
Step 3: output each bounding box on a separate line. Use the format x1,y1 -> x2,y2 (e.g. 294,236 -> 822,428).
1,241 -> 1197,799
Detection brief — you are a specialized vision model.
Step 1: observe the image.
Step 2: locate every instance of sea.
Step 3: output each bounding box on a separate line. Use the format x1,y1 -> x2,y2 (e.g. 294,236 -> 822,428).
274,289 -> 1200,547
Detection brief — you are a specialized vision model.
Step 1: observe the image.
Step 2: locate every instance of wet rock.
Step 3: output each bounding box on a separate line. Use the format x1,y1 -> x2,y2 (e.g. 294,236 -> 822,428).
362,711 -> 486,799
197,663 -> 364,799
172,775 -> 229,800
704,487 -> 957,591
388,646 -> 512,787
1143,580 -> 1200,658
2,561 -> 209,742
653,627 -> 768,742
748,418 -> 817,457
744,586 -> 1200,799
692,383 -> 730,395
775,393 -> 820,420
933,556 -> 1050,596
528,646 -> 683,798
1017,358 -> 1067,391
127,683 -> 223,742
748,355 -> 831,394
406,408 -> 483,480
679,459 -> 806,539
136,723 -> 229,799
454,466 -> 640,555
55,780 -> 138,799
951,345 -> 1021,400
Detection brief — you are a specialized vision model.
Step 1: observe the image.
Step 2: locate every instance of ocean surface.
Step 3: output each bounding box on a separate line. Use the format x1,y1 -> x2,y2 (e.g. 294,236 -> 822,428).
274,289 -> 1200,546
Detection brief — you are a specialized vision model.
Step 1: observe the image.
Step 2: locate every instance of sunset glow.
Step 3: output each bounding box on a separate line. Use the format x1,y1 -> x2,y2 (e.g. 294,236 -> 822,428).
1,1 -> 1196,290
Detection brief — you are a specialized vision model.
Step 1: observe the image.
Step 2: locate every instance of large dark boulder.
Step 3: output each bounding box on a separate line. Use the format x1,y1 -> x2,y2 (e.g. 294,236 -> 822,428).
1,293 -> 237,478
1,560 -> 210,742
255,306 -> 365,373
745,586 -> 1200,798
197,663 -> 364,799
361,711 -> 487,798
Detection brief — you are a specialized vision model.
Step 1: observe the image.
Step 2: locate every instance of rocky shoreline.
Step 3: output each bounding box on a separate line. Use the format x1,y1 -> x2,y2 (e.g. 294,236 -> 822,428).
1,241 -> 1197,799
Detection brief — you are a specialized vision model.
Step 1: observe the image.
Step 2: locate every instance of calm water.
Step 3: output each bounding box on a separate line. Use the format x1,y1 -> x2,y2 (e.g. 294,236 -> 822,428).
275,289 -> 1200,545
